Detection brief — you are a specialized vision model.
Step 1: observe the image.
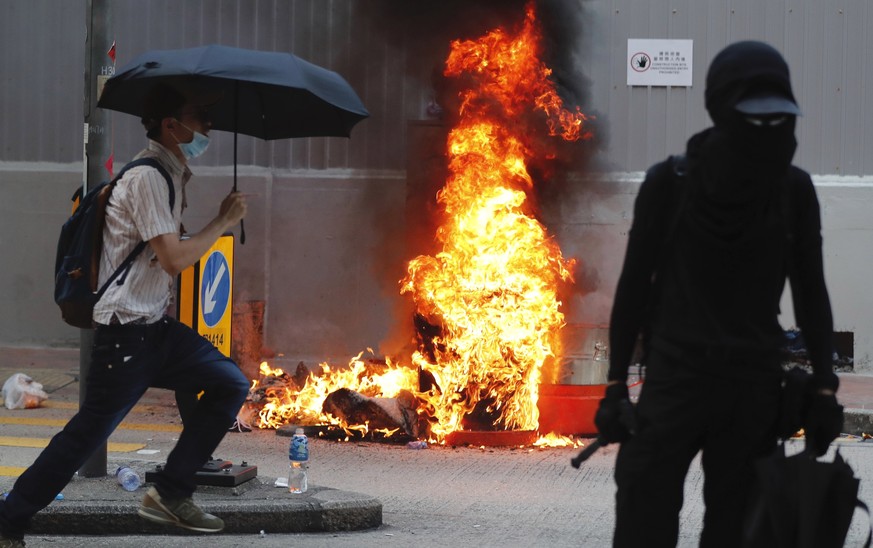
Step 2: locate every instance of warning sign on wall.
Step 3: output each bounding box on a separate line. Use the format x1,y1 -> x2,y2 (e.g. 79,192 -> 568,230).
627,39 -> 693,87
177,233 -> 234,357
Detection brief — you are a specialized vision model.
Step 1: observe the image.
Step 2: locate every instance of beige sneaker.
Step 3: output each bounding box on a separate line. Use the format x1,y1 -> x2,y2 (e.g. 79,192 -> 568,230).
138,486 -> 224,533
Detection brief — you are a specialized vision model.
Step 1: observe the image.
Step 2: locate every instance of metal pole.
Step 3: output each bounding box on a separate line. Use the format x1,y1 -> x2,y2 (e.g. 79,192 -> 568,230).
79,0 -> 113,478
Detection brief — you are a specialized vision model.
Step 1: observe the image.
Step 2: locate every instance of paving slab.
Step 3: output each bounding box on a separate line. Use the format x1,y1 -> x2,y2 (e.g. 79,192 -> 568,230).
16,474 -> 381,535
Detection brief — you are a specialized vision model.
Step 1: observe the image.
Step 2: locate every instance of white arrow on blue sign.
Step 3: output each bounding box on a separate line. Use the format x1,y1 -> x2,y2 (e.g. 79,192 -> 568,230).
200,251 -> 230,328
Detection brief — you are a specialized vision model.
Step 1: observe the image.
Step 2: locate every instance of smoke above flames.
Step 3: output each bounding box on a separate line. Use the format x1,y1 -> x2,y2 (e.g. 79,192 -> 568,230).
361,0 -> 595,114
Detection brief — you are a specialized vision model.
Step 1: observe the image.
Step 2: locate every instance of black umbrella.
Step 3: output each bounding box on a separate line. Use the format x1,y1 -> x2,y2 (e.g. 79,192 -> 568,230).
743,444 -> 871,548
97,44 -> 370,241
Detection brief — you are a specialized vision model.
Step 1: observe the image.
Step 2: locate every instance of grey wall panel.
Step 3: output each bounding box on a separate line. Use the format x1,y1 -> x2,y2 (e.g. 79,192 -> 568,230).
581,0 -> 873,176
0,0 -> 432,172
1,1 -> 84,163
2,0 -> 872,175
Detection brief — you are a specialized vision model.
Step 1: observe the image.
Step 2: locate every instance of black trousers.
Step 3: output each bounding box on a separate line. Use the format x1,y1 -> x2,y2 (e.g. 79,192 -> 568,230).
613,349 -> 782,548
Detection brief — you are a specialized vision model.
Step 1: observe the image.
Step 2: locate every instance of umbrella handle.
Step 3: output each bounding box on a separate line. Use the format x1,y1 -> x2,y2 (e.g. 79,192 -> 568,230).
234,82 -> 246,246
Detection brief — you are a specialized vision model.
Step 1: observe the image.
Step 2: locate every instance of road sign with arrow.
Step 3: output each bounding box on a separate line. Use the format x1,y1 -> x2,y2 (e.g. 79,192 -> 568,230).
177,233 -> 234,357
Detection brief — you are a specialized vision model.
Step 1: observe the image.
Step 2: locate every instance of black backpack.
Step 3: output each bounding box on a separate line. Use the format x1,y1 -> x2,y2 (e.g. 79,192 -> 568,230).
54,158 -> 174,328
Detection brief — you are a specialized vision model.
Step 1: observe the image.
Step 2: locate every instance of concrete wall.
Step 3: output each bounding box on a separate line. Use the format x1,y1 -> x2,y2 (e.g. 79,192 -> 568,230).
1,164 -> 408,364
0,167 -> 80,347
545,173 -> 873,372
5,163 -> 872,373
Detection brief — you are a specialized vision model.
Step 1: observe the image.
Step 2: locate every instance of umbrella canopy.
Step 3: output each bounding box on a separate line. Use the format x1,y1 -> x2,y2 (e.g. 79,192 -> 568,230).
97,44 -> 369,139
97,44 -> 369,244
743,444 -> 868,548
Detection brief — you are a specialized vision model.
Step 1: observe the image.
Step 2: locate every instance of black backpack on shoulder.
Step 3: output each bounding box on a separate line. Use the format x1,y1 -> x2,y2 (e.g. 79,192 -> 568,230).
54,158 -> 174,328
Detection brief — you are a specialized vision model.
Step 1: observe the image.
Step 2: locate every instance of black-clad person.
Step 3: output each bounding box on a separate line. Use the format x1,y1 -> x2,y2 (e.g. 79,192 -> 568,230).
595,41 -> 843,548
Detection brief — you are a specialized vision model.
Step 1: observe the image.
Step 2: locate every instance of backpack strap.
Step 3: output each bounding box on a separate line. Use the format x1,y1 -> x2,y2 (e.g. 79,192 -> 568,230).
665,154 -> 689,244
650,154 -> 690,285
639,154 -> 689,368
117,158 -> 175,210
777,173 -> 797,280
94,158 -> 175,299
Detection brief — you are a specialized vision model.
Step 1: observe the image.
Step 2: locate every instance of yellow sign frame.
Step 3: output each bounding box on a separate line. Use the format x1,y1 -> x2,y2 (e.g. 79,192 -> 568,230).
176,233 -> 234,357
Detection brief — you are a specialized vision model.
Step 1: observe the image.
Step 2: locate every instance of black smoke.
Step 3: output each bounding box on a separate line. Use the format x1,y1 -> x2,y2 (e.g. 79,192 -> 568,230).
358,0 -> 594,112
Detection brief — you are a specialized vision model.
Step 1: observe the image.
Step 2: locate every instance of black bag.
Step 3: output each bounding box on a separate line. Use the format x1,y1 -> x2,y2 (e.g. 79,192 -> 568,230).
54,158 -> 173,328
743,443 -> 872,548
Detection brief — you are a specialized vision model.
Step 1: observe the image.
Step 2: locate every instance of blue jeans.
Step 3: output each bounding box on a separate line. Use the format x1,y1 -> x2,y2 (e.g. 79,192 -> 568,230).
0,316 -> 249,538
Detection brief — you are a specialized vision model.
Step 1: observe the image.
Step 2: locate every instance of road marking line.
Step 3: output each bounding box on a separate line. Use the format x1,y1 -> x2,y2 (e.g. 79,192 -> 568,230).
0,465 -> 26,476
38,401 -> 175,414
0,417 -> 182,432
0,436 -> 144,452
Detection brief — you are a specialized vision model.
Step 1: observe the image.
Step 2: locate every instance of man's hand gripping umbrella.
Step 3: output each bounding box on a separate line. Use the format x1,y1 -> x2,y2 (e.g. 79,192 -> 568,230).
571,382 -> 637,468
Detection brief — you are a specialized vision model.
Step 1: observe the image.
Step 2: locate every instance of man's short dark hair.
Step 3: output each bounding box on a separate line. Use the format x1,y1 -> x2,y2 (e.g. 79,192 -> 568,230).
141,82 -> 222,139
141,83 -> 187,139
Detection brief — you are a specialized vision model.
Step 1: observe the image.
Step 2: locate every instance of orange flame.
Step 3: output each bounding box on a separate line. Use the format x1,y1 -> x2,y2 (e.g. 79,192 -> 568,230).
252,3 -> 591,446
400,2 -> 590,440
253,353 -> 418,435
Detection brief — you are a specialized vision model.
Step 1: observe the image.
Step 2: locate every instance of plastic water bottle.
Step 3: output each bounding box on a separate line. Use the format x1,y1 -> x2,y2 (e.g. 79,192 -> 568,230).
115,466 -> 141,491
288,427 -> 309,494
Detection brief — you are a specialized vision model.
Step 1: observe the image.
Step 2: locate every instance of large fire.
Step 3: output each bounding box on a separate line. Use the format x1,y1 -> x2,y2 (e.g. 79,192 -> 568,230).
251,3 -> 592,444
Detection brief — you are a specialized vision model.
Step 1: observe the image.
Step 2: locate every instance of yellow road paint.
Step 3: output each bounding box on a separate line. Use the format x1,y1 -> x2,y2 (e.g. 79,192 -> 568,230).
0,466 -> 26,476
0,416 -> 181,432
40,400 -> 173,414
38,400 -> 77,409
0,436 -> 144,452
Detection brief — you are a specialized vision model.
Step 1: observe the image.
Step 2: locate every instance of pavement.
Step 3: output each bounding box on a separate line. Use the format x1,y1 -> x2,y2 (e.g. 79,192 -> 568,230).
0,346 -> 381,537
1,345 -> 872,546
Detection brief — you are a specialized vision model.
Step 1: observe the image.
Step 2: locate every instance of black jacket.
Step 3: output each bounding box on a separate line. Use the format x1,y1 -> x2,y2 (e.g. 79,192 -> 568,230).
608,130 -> 834,382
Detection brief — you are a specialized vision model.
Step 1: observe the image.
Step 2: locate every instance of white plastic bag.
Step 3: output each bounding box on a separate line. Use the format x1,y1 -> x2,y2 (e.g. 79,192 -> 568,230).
2,373 -> 49,409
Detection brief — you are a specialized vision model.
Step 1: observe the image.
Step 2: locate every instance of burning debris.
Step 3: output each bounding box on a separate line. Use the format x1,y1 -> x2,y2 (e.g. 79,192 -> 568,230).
323,388 -> 420,439
250,354 -> 420,436
246,2 -> 593,446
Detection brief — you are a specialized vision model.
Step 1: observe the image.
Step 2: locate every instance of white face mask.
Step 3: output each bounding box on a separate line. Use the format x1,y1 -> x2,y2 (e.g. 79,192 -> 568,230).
173,121 -> 210,160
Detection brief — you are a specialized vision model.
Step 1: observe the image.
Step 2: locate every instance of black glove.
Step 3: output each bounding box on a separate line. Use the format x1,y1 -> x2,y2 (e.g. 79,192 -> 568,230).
777,367 -> 812,439
804,392 -> 843,457
595,383 -> 635,444
803,373 -> 843,457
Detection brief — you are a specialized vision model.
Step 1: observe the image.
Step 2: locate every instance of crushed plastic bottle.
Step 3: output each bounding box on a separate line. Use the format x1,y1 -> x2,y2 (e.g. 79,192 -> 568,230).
115,466 -> 141,491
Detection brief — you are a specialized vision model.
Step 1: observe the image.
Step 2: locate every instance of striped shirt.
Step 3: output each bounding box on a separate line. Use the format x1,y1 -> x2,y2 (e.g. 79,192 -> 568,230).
93,141 -> 191,325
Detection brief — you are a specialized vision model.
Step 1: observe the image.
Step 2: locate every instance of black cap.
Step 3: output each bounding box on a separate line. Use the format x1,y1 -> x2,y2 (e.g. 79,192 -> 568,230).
705,41 -> 801,121
734,89 -> 801,116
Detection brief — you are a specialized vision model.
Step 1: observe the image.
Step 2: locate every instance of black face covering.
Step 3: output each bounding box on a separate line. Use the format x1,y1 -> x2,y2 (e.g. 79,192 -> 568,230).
691,41 -> 799,207
699,113 -> 797,205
